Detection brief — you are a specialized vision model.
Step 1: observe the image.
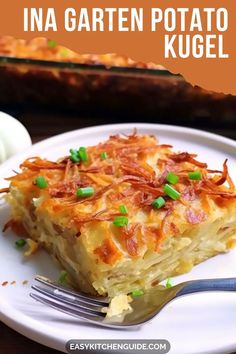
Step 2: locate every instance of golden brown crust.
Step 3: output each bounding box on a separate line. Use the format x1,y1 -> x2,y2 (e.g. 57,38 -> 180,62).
94,238 -> 122,264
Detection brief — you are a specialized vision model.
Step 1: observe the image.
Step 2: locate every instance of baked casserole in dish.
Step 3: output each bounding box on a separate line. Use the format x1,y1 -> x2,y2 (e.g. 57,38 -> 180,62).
0,36 -> 236,122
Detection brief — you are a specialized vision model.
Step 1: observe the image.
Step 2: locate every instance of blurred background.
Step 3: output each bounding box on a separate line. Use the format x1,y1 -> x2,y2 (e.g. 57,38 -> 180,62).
0,36 -> 236,144
1,36 -> 236,354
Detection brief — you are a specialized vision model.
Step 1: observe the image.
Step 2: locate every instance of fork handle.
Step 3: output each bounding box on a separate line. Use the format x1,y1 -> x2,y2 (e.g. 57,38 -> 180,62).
176,278 -> 236,297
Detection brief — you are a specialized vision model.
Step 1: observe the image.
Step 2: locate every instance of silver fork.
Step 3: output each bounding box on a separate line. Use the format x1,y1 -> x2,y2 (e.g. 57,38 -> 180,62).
30,276 -> 236,328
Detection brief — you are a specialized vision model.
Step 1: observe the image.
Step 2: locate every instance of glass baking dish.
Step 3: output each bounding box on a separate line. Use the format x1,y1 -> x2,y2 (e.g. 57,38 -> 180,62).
0,56 -> 235,122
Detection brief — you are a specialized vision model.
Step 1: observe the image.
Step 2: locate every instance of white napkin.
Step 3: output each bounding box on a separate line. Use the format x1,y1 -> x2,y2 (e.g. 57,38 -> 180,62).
0,112 -> 32,163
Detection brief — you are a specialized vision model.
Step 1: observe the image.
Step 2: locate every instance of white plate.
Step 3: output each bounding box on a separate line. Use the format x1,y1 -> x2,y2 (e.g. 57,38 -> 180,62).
1,123 -> 236,354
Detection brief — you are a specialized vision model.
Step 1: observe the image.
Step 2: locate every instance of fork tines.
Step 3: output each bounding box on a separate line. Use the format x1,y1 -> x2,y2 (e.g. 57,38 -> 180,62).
30,276 -> 108,322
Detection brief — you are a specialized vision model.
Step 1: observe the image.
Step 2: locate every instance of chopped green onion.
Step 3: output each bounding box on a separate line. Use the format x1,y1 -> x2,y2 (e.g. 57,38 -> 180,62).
70,155 -> 79,163
188,171 -> 202,180
152,196 -> 165,209
78,147 -> 88,162
131,289 -> 144,297
15,239 -> 26,249
100,151 -> 108,160
69,147 -> 88,163
76,187 -> 94,198
48,39 -> 57,48
166,172 -> 179,185
113,216 -> 128,227
70,148 -> 77,155
164,184 -> 181,200
35,176 -> 48,189
166,278 -> 173,288
60,48 -> 69,57
69,149 -> 80,163
58,270 -> 68,285
119,205 -> 128,215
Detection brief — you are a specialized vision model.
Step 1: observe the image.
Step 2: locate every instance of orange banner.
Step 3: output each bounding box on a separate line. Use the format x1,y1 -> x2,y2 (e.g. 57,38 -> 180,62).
0,0 -> 235,94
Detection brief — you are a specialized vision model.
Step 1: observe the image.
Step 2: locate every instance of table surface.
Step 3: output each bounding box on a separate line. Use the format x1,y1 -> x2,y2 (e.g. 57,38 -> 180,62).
1,110 -> 236,354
